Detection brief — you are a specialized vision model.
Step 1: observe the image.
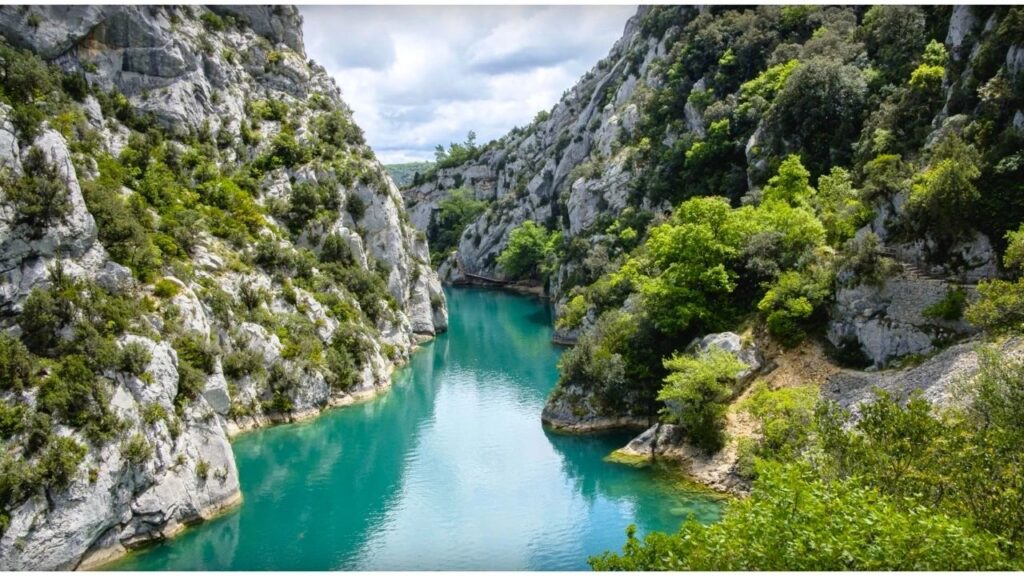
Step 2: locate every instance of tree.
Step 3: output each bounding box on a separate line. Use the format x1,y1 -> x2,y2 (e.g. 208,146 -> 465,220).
815,166 -> 868,246
7,146 -> 69,234
769,58 -> 867,174
430,187 -> 486,263
658,347 -> 745,453
908,133 -> 981,240
590,462 -> 1013,571
0,333 -> 35,392
762,154 -> 815,209
497,220 -> 555,280
861,6 -> 927,86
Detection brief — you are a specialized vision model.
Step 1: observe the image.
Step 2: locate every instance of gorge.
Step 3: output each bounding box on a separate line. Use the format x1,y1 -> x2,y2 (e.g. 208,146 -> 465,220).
1,3 -> 1024,571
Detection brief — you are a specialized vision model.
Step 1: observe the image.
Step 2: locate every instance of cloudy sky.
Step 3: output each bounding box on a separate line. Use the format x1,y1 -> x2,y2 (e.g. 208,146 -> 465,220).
299,6 -> 637,164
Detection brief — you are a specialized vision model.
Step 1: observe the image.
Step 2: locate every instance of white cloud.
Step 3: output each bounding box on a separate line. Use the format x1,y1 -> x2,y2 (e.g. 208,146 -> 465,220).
300,5 -> 637,163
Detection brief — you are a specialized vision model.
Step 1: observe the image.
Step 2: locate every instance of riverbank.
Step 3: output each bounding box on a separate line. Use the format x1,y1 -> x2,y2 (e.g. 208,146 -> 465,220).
108,287 -> 723,571
85,337 -> 434,571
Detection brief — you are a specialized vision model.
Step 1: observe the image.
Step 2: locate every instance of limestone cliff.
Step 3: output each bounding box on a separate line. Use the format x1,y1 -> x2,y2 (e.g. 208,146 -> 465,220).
0,5 -> 445,569
401,6 -> 1024,432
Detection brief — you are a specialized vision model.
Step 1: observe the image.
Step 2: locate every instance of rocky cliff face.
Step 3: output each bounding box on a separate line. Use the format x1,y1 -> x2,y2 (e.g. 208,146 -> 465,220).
404,6 -> 671,287
401,6 -> 1024,430
0,5 -> 445,569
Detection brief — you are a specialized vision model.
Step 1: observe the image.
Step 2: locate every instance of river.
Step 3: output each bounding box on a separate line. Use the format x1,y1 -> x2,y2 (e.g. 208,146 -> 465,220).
110,287 -> 721,570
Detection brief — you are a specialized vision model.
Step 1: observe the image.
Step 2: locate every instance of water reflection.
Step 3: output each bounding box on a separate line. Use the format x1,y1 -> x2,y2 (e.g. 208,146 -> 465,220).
110,288 -> 720,571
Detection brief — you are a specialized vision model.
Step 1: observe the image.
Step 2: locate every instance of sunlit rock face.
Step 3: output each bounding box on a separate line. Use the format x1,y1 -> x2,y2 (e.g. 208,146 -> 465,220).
0,5 -> 445,569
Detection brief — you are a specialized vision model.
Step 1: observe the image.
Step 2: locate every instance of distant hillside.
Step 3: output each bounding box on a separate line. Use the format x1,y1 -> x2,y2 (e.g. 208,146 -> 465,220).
385,161 -> 434,188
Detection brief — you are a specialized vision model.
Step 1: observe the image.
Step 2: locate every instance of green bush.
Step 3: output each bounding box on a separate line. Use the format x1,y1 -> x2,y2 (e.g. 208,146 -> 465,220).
37,436 -> 86,491
118,341 -> 152,376
346,193 -> 367,221
922,287 -> 967,321
36,355 -> 98,427
7,146 -> 69,234
737,382 -> 818,477
658,347 -> 746,453
196,459 -> 209,480
141,403 -> 167,426
0,333 -> 35,392
496,220 -> 557,280
907,133 -> 981,240
120,433 -> 153,466
173,333 -> 217,374
153,278 -> 181,299
428,187 -> 486,263
590,461 -> 1013,570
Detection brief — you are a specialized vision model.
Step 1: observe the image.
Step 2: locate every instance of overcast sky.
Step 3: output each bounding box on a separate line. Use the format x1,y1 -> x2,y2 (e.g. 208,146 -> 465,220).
299,5 -> 637,164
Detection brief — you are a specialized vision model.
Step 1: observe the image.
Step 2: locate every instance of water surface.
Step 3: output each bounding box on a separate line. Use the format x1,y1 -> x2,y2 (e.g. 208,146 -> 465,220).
112,287 -> 721,570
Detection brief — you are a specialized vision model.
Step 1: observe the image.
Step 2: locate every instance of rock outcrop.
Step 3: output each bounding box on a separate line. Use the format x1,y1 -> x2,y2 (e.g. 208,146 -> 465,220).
823,336 -> 1024,418
0,5 -> 445,569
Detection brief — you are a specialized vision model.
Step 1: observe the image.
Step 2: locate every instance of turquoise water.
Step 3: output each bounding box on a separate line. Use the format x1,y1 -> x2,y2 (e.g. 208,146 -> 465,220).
111,287 -> 721,570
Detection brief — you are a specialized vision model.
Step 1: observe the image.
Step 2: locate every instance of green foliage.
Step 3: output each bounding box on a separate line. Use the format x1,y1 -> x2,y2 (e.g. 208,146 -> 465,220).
199,10 -> 225,31
658,347 -> 746,453
38,436 -> 86,491
758,264 -> 832,347
768,58 -> 867,175
0,40 -> 64,141
737,382 -> 818,477
762,154 -> 815,209
815,166 -> 869,246
346,193 -> 366,221
590,461 -> 1013,570
922,287 -> 967,321
285,179 -> 339,233
0,333 -> 35,392
432,131 -> 481,171
429,187 -> 486,264
141,403 -> 167,426
968,224 -> 1024,331
6,146 -> 69,234
120,433 -> 153,466
36,355 -> 100,428
497,220 -> 557,280
556,294 -> 588,331
617,197 -> 746,334
117,341 -> 151,376
196,459 -> 210,480
908,133 -> 982,240
153,278 -> 181,299
861,6 -> 927,86
81,155 -> 162,281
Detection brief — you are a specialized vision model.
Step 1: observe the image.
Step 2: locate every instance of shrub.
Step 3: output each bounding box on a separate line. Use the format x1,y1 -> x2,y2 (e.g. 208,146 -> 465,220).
590,461 -> 1013,570
36,355 -> 97,427
922,287 -> 967,322
196,459 -> 209,480
428,187 -> 486,263
907,133 -> 981,240
7,146 -> 69,234
738,382 -> 818,477
0,333 -> 35,392
320,233 -> 354,265
117,341 -> 152,376
141,403 -> 167,426
38,436 -> 86,491
757,266 -> 832,347
153,278 -> 181,299
346,193 -> 366,221
120,433 -> 153,466
222,348 -> 264,380
658,347 -> 745,453
496,220 -> 556,280
174,333 -> 217,374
